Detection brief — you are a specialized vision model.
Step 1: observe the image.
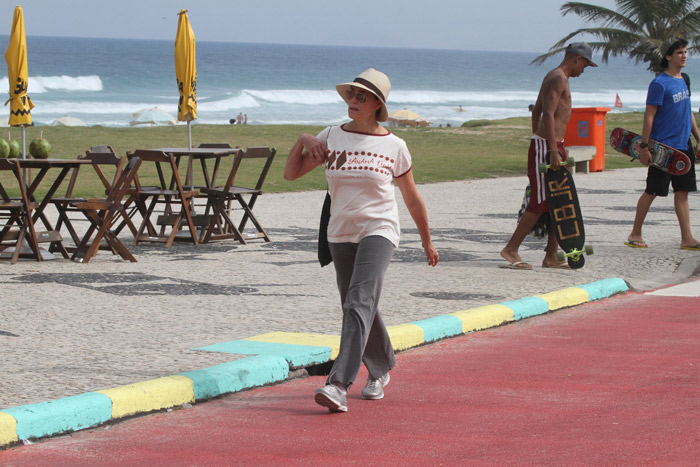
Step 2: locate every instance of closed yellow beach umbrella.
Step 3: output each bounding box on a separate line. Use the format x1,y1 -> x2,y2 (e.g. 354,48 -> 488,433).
5,5 -> 34,134
175,9 -> 197,188
175,9 -> 197,124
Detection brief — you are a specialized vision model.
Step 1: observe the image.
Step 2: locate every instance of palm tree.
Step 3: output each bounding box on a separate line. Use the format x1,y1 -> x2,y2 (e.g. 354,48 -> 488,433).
532,0 -> 700,71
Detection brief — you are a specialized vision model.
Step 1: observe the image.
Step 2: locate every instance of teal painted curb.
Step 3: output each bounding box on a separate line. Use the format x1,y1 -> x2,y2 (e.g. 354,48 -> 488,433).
410,315 -> 463,342
579,278 -> 629,301
195,340 -> 332,368
1,278 -> 630,448
1,392 -> 112,441
502,296 -> 550,320
181,355 -> 290,400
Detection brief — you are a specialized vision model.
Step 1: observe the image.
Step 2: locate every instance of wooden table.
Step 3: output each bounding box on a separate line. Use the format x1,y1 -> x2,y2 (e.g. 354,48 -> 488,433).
17,158 -> 92,258
151,147 -> 240,189
149,147 -> 241,241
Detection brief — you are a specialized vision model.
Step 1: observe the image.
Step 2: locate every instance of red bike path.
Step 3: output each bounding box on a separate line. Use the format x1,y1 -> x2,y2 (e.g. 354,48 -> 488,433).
2,285 -> 699,465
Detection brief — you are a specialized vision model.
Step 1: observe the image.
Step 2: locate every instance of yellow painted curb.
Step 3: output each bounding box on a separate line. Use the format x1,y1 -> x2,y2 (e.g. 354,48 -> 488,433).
0,412 -> 18,447
97,375 -> 194,419
536,287 -> 589,311
387,323 -> 425,351
450,304 -> 514,333
245,332 -> 341,359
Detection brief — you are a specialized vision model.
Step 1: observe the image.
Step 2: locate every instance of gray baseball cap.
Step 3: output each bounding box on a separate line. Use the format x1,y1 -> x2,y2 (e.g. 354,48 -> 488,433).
660,37 -> 688,58
566,42 -> 598,67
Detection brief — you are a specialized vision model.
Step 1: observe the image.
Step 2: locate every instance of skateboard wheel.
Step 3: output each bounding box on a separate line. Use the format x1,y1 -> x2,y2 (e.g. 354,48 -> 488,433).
538,162 -> 548,173
585,244 -> 594,255
566,158 -> 575,167
557,251 -> 565,262
568,254 -> 585,269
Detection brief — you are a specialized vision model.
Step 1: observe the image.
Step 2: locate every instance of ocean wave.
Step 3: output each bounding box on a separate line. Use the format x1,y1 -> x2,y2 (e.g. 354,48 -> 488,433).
244,89 -> 341,106
0,75 -> 103,94
30,100 -> 177,115
199,93 -> 261,111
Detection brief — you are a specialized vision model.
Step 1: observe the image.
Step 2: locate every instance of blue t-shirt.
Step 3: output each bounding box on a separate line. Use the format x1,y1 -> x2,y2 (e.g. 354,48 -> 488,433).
647,73 -> 692,149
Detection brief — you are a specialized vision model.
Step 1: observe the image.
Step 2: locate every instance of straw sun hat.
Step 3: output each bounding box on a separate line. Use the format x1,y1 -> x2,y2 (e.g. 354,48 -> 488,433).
336,68 -> 391,122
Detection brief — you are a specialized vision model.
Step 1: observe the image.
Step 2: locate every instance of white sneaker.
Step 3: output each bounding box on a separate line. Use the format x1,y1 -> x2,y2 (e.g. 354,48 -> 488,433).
314,384 -> 348,412
361,373 -> 390,400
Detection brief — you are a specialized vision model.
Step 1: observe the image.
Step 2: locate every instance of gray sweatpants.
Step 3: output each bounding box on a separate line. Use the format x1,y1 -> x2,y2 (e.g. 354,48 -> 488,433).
326,235 -> 397,388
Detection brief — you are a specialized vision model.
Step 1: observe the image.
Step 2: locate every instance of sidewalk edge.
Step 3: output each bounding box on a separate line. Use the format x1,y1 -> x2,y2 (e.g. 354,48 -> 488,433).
0,278 -> 629,449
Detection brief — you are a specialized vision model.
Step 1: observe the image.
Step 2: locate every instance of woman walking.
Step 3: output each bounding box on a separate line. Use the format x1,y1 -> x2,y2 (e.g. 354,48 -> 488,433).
284,68 -> 439,413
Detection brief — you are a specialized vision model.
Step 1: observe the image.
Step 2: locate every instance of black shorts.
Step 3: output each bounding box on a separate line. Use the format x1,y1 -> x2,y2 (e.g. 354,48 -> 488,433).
645,146 -> 697,196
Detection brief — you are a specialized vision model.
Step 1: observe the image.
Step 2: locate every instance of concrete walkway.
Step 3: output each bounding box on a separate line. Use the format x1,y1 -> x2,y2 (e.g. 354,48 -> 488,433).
1,167 -> 699,446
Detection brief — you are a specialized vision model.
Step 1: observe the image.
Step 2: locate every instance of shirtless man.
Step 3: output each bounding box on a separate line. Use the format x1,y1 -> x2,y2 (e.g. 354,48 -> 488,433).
500,43 -> 597,269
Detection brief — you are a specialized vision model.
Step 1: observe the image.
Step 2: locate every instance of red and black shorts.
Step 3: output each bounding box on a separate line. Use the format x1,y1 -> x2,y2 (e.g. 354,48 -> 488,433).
526,136 -> 567,213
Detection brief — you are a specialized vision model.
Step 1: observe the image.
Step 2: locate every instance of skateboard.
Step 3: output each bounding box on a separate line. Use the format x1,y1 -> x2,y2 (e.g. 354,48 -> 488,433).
609,127 -> 691,176
538,151 -> 593,269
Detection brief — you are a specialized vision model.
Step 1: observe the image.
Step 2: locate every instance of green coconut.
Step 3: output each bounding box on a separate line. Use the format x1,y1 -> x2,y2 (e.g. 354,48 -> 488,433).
0,138 -> 10,158
29,133 -> 51,159
7,138 -> 20,158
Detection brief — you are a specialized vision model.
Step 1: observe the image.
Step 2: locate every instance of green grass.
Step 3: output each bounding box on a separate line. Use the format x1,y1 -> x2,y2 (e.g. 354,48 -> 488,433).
0,112 -> 648,198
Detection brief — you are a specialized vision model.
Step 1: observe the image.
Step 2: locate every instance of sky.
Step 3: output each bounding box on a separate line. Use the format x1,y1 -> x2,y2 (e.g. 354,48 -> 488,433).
1,0 -> 618,53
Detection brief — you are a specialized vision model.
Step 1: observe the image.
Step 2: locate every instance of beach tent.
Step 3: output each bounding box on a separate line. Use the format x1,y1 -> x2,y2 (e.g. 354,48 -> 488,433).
51,115 -> 87,127
130,107 -> 177,126
175,9 -> 197,150
388,109 -> 431,127
4,6 -> 34,158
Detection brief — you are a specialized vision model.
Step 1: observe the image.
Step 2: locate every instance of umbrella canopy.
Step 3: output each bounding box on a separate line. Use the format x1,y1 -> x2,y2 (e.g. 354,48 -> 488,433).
130,107 -> 177,126
388,109 -> 431,127
175,9 -> 197,122
51,115 -> 87,127
4,6 -> 34,127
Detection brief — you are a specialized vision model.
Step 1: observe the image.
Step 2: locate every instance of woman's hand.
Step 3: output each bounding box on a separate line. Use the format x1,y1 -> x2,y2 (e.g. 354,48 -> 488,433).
423,241 -> 439,267
300,134 -> 327,167
284,133 -> 327,180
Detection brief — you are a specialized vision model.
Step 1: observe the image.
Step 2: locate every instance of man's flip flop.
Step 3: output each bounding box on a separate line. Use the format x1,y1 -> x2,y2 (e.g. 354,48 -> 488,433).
624,240 -> 648,248
543,262 -> 570,269
680,243 -> 700,250
499,261 -> 533,270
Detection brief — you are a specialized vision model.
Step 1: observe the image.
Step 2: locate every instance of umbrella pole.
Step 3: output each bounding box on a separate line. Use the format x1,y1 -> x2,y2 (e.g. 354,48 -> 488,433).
21,125 -> 29,181
186,120 -> 196,216
187,120 -> 193,190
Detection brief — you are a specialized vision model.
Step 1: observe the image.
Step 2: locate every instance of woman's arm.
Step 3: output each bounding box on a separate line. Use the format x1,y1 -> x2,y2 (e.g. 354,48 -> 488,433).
395,169 -> 439,267
283,133 -> 327,181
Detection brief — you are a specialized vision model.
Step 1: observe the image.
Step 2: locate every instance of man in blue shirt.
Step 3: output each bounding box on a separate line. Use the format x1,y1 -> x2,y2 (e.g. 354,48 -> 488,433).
626,38 -> 700,250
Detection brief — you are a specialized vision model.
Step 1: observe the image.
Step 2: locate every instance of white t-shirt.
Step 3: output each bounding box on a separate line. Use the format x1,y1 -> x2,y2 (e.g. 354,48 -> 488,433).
317,124 -> 413,247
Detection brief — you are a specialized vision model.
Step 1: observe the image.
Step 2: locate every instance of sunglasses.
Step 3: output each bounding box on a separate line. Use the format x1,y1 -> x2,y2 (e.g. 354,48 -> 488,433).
345,89 -> 372,104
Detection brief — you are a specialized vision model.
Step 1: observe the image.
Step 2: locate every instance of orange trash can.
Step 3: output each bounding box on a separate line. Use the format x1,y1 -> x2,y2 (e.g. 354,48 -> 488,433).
564,107 -> 610,172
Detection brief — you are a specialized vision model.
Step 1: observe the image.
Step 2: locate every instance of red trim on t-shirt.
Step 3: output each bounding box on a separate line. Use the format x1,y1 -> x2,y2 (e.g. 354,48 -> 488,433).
340,123 -> 391,137
395,166 -> 413,178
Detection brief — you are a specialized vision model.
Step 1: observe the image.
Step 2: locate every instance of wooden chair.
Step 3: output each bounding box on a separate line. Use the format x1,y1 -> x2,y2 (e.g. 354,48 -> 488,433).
70,156 -> 142,263
49,145 -> 126,253
188,143 -> 237,227
0,159 -> 41,264
199,147 -> 276,244
130,150 -> 199,248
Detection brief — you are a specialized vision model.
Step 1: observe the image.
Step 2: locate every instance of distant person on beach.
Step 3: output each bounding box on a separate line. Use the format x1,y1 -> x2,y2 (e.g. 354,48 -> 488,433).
284,68 -> 439,413
500,42 -> 597,270
244,114 -> 248,124
236,112 -> 244,125
625,38 -> 700,250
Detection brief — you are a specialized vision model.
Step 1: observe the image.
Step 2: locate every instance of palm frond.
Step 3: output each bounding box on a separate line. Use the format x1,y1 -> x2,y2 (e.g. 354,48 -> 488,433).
535,0 -> 700,70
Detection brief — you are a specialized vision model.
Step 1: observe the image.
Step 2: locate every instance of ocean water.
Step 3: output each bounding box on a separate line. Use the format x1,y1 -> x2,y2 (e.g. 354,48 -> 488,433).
2,35 -> 700,128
